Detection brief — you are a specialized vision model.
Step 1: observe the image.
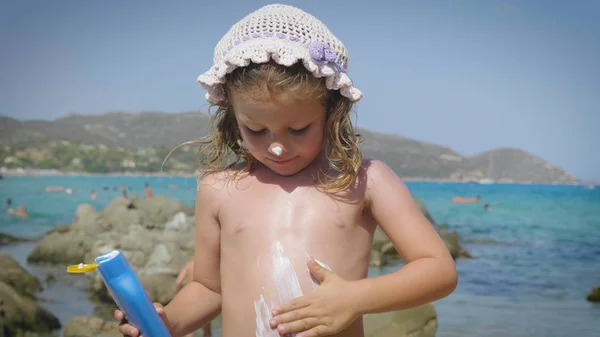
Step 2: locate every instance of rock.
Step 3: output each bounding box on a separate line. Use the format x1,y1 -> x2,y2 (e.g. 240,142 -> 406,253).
27,224 -> 93,265
369,249 -> 382,268
92,302 -> 126,321
99,197 -> 143,231
0,252 -> 42,296
438,230 -> 472,259
587,286 -> 600,302
0,232 -> 31,245
48,223 -> 72,234
139,274 -> 179,305
165,211 -> 194,232
63,316 -> 121,337
128,195 -> 193,230
0,282 -> 62,336
370,228 -> 404,267
364,303 -> 437,337
83,225 -> 158,268
0,256 -> 62,337
45,272 -> 57,285
380,242 -> 396,256
71,204 -> 103,233
27,204 -> 106,265
143,242 -> 192,275
28,196 -> 193,267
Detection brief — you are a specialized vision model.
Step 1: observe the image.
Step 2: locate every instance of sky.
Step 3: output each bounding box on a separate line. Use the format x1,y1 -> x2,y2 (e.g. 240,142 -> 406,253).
1,0 -> 599,181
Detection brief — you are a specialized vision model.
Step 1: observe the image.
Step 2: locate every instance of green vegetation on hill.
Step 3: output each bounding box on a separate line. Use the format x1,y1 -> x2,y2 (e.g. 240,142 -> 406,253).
1,141 -> 201,174
0,112 -> 579,183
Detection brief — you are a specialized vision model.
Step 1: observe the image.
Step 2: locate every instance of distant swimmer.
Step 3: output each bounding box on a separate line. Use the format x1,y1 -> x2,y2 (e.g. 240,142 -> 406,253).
144,183 -> 153,199
47,186 -> 74,194
452,195 -> 481,203
45,186 -> 65,193
91,189 -> 97,200
6,199 -> 28,218
484,203 -> 490,211
10,206 -> 29,218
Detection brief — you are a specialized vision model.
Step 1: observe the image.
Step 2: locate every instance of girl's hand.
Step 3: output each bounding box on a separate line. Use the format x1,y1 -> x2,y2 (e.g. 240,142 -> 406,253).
269,258 -> 360,337
113,303 -> 170,337
175,260 -> 195,289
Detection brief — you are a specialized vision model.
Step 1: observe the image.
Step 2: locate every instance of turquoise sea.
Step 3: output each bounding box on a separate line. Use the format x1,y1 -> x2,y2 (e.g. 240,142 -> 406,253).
1,175 -> 599,337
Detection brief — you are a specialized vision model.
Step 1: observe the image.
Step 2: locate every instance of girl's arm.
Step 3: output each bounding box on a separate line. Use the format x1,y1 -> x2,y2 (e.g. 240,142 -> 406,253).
163,174 -> 223,336
353,159 -> 458,314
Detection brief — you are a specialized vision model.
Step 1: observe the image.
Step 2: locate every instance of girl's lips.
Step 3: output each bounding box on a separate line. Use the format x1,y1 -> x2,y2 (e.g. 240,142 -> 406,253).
269,156 -> 297,165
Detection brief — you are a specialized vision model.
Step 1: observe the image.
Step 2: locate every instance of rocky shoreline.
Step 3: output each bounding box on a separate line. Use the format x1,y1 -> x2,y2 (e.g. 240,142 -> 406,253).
0,252 -> 62,336
1,195 -> 470,337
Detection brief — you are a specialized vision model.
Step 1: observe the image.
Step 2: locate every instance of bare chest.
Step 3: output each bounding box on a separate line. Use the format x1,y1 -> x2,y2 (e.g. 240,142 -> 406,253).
218,182 -> 369,247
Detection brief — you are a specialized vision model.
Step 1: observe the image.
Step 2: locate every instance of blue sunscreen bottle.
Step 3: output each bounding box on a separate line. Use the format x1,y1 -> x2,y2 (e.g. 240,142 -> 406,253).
67,250 -> 172,337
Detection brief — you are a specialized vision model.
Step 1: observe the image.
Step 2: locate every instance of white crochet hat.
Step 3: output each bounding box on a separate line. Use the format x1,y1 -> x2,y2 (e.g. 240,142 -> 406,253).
197,4 -> 362,104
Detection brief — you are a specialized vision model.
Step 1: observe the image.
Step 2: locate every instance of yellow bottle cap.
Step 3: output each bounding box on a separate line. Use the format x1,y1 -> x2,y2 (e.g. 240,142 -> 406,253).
66,263 -> 100,273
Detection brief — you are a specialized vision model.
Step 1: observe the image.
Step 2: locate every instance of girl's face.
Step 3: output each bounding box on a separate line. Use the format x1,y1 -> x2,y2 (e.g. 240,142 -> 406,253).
230,91 -> 327,177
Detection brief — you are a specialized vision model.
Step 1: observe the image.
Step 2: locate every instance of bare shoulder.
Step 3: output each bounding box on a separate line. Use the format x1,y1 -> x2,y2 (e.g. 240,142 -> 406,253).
198,162 -> 248,190
360,159 -> 409,205
198,170 -> 232,190
196,169 -> 236,213
361,158 -> 403,186
197,164 -> 252,202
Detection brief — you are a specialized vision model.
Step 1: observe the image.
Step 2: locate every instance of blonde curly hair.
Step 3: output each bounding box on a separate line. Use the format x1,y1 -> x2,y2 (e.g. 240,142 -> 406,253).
188,61 -> 362,193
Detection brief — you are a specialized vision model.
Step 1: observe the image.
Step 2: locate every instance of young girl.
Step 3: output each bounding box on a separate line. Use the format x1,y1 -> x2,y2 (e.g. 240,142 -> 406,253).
114,4 -> 457,337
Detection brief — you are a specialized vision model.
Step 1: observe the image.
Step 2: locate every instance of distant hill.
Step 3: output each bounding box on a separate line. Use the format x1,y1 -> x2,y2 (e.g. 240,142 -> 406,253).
0,113 -> 579,184
460,148 -> 577,184
0,112 -> 211,148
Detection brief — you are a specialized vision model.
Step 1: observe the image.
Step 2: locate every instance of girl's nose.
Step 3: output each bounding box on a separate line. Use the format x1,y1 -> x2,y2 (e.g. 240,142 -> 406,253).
268,142 -> 286,157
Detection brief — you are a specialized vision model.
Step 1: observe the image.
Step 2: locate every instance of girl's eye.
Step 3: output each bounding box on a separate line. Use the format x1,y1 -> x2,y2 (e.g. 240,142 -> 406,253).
246,127 -> 265,135
289,125 -> 310,135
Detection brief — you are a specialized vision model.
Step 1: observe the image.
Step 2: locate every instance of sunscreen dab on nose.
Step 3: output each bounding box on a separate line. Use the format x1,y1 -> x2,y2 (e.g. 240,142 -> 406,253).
271,146 -> 282,156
